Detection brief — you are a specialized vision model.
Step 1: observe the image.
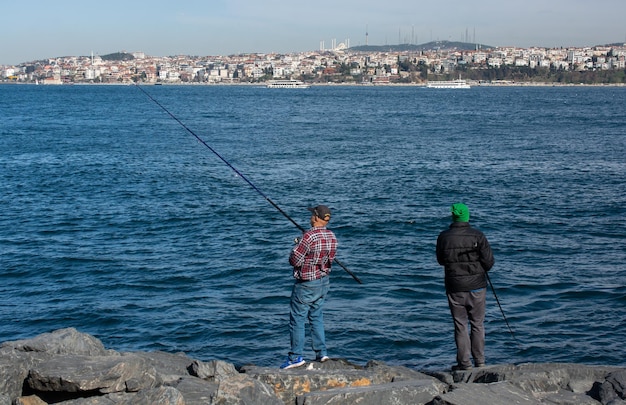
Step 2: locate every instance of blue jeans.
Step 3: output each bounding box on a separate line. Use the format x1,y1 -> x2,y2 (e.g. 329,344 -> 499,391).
288,276 -> 330,361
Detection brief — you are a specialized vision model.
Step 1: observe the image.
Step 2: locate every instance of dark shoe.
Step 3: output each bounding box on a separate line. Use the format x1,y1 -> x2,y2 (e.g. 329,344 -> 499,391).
451,364 -> 473,371
475,362 -> 485,368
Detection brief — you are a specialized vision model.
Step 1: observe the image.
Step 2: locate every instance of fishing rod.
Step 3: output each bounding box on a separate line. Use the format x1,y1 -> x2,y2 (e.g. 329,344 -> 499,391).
460,247 -> 519,345
134,84 -> 362,284
486,272 -> 520,346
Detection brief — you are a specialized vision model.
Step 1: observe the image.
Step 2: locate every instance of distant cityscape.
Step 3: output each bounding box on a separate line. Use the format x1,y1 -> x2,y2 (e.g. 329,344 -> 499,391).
2,40 -> 626,85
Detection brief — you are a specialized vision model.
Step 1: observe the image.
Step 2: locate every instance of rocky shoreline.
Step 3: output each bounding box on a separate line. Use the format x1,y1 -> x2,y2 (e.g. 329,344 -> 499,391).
1,328 -> 624,405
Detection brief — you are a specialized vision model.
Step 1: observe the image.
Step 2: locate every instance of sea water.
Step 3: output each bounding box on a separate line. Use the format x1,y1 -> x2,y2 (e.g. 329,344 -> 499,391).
0,83 -> 624,370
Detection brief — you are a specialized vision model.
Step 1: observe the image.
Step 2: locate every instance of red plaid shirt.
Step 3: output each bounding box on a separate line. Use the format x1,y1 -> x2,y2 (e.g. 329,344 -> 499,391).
289,226 -> 337,281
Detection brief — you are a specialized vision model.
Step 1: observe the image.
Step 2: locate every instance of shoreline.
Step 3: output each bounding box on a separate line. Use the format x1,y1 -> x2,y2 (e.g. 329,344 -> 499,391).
2,328 -> 626,404
1,80 -> 625,87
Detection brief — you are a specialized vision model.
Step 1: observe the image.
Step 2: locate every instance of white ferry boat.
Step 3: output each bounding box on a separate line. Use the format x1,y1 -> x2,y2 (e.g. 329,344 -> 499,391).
266,79 -> 310,89
426,78 -> 471,89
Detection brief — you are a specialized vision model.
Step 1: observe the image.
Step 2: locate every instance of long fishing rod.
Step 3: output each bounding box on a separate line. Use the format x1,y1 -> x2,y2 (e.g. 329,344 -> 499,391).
486,272 -> 520,345
134,84 -> 362,284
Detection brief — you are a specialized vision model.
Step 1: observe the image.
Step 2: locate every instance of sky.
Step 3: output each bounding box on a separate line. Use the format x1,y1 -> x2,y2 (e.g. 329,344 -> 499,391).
2,0 -> 625,65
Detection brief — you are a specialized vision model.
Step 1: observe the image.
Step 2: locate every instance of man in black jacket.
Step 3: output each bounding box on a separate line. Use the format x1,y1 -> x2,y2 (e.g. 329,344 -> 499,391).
436,203 -> 495,370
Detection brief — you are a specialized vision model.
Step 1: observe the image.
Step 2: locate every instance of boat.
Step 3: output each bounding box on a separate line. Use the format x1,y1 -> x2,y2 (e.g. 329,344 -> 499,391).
266,79 -> 310,89
426,76 -> 471,89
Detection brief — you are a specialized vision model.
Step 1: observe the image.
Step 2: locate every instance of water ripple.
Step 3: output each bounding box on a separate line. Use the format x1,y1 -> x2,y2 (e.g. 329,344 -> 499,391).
0,85 -> 624,370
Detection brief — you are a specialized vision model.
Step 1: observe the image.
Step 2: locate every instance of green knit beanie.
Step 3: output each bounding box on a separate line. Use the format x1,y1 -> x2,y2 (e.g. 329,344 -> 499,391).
451,203 -> 470,222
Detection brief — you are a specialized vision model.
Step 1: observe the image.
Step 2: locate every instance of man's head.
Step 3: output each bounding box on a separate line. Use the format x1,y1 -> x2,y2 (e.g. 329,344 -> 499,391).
451,203 -> 470,222
308,205 -> 331,225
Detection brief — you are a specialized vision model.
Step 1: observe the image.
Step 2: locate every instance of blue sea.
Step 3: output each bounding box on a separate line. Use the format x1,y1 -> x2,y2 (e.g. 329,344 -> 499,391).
0,83 -> 624,371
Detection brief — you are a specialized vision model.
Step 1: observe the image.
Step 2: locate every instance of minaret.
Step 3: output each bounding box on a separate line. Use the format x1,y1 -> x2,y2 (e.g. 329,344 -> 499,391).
366,25 -> 369,46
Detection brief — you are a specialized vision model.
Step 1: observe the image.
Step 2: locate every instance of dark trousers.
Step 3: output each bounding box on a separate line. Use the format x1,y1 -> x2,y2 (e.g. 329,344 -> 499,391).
447,288 -> 486,367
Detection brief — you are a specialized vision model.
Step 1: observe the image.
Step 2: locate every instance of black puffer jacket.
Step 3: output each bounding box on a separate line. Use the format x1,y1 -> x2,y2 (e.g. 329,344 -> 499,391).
436,222 -> 495,293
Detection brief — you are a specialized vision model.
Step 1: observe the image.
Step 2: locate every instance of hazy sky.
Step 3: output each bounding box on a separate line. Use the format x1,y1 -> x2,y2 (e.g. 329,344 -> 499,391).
2,0 -> 625,65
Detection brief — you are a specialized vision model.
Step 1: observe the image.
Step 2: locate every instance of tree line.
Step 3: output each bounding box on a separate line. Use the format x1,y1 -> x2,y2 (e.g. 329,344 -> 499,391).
399,61 -> 626,84
312,59 -> 626,85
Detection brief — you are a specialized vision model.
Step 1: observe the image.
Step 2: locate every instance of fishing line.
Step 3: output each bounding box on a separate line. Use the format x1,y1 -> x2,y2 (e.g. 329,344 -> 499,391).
134,84 -> 362,284
486,272 -> 521,347
460,247 -> 520,346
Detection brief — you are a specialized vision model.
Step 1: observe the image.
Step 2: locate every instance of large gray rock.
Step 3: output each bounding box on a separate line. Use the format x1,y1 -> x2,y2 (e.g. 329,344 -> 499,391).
132,351 -> 196,384
428,363 -> 623,405
297,378 -> 446,405
112,386 -> 185,405
539,389 -> 602,405
53,395 -> 118,404
597,369 -> 626,405
168,376 -> 219,404
26,353 -> 161,394
212,374 -> 283,405
1,328 -> 111,357
0,327 -> 109,400
0,350 -> 46,400
187,359 -> 283,404
242,358 -> 446,405
471,363 -> 621,392
188,359 -> 239,380
63,388 -> 186,405
433,381 -> 544,405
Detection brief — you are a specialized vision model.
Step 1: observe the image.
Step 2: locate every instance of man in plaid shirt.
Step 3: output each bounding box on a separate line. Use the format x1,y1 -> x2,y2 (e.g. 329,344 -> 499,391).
281,205 -> 337,369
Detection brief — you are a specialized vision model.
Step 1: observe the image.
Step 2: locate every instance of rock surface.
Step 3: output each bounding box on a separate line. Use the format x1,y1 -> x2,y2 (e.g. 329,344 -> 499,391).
1,328 -> 625,405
